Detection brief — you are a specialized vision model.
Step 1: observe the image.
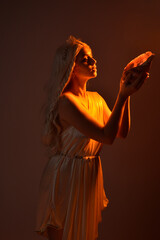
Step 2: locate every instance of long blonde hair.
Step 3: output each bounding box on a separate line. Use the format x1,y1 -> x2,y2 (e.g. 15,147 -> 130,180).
42,36 -> 90,155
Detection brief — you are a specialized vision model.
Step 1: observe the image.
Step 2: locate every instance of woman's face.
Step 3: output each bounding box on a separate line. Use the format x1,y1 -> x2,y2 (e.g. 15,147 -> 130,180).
74,46 -> 97,80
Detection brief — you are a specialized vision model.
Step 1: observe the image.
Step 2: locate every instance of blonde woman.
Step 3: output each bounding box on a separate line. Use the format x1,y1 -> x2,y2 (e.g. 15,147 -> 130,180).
35,36 -> 149,240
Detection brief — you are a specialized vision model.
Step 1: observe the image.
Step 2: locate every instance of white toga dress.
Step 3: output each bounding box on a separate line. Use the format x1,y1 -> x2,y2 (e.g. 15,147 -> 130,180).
35,91 -> 109,240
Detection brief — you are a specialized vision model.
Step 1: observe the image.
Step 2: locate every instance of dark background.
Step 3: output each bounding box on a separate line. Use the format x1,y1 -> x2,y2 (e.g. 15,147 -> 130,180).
1,0 -> 160,239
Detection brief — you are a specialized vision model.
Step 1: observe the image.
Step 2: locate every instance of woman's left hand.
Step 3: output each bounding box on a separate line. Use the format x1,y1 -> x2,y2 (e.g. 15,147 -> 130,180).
119,69 -> 149,99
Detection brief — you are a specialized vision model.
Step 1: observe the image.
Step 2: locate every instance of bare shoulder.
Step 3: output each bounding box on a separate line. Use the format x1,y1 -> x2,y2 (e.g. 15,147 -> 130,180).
58,91 -> 91,127
60,91 -> 76,101
58,92 -> 78,111
58,92 -> 77,128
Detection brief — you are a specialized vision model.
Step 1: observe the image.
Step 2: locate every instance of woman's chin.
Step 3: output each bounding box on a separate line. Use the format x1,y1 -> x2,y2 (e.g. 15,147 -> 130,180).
90,69 -> 97,77
92,71 -> 97,78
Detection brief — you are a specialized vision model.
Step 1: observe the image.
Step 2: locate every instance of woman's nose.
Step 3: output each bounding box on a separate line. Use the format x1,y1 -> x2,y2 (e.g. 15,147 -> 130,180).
89,57 -> 97,65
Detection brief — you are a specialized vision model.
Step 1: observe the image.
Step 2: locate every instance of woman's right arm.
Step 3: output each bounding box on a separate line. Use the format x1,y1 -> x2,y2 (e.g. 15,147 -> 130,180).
58,71 -> 148,145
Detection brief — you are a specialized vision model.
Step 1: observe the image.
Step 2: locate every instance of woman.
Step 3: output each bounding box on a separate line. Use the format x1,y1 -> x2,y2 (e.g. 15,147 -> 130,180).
35,36 -> 149,240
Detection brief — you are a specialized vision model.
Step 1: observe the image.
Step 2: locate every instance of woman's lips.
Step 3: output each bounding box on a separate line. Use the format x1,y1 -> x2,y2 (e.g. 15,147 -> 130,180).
92,66 -> 97,71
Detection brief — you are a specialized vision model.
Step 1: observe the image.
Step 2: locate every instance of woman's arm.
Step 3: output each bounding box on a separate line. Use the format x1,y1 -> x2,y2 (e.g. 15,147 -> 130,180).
58,72 -> 148,145
102,91 -> 129,144
100,94 -> 130,139
116,96 -> 131,138
58,92 -> 126,145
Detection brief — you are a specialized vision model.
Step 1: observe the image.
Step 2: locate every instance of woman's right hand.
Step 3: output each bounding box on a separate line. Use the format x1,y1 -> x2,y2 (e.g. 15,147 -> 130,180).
119,70 -> 149,100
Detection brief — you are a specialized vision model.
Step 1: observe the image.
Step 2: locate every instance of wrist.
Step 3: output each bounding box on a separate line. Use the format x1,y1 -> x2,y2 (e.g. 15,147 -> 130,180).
118,91 -> 128,103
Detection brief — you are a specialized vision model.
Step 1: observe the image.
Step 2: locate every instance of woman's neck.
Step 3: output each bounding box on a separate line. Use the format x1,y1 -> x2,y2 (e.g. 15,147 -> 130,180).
66,76 -> 88,98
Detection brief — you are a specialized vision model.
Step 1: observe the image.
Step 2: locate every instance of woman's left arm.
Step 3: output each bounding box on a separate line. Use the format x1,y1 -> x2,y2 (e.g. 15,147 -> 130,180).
102,95 -> 131,139
116,96 -> 131,138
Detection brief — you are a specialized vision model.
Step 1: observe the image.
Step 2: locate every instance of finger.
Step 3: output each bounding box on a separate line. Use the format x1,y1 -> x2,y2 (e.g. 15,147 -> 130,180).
135,78 -> 145,89
132,71 -> 146,87
125,72 -> 132,84
122,71 -> 131,84
144,73 -> 149,83
129,66 -> 142,74
135,73 -> 148,89
135,76 -> 149,89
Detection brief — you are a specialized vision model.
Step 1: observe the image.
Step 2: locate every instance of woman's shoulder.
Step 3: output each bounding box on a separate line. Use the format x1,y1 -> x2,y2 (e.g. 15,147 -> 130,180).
87,91 -> 103,102
87,90 -> 99,98
88,91 -> 110,110
59,92 -> 79,105
59,91 -> 103,106
87,90 -> 101,96
58,91 -> 86,112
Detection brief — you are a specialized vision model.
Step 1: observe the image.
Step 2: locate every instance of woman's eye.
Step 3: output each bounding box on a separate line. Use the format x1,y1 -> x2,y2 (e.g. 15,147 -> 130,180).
82,57 -> 88,63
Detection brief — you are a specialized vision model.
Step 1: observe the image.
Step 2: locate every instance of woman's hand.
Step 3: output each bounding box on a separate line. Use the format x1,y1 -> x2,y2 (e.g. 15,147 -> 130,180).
119,69 -> 149,100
